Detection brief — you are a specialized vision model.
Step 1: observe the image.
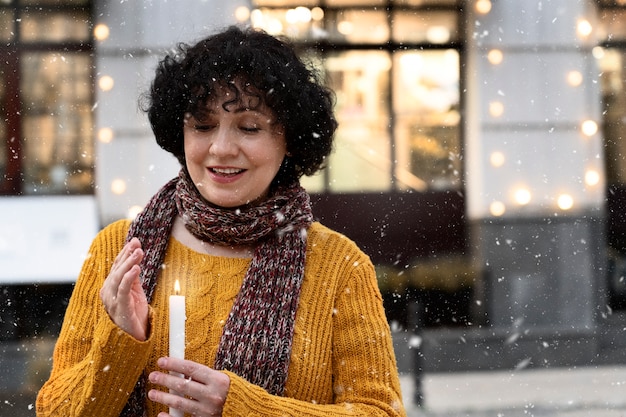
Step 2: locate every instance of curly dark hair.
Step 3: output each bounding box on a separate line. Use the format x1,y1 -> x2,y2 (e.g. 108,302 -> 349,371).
143,25 -> 337,187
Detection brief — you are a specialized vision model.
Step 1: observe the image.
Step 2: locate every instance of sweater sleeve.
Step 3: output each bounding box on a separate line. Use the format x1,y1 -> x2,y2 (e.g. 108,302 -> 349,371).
221,240 -> 406,417
36,220 -> 154,417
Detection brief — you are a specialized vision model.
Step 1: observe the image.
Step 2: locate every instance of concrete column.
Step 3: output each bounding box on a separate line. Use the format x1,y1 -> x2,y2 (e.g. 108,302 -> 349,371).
465,0 -> 606,341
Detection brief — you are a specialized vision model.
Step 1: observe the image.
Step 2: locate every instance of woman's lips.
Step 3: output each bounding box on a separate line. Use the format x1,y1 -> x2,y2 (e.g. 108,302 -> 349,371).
207,167 -> 246,183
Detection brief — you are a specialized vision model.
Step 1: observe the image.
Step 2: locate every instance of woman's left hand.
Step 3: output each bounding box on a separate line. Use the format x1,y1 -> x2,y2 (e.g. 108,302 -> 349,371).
148,357 -> 231,417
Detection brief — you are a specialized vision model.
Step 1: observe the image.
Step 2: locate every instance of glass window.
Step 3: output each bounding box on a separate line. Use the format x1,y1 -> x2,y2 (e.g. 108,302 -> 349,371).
20,10 -> 91,43
325,9 -> 389,43
20,52 -> 93,194
598,6 -> 626,185
0,9 -> 14,41
392,10 -> 460,44
393,50 -> 460,191
326,50 -> 392,192
250,0 -> 462,193
251,7 -> 325,40
598,9 -> 626,42
0,1 -> 94,196
599,48 -> 626,185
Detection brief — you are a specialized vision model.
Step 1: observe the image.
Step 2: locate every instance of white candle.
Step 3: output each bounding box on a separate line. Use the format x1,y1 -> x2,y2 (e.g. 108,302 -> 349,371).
169,279 -> 185,417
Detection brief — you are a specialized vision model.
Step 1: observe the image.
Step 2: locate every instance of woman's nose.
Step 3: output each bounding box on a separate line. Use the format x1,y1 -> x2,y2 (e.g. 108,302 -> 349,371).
209,126 -> 238,156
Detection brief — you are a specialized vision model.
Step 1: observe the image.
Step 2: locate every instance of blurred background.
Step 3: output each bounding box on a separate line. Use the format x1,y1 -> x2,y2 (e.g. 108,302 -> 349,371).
2,0 -> 626,414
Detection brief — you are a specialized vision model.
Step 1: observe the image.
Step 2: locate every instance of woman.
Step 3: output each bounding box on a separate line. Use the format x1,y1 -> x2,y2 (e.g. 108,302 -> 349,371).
37,26 -> 406,417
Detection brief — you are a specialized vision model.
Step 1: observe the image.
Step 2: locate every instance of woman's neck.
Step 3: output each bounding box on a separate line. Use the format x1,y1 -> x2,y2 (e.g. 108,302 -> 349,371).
171,215 -> 255,258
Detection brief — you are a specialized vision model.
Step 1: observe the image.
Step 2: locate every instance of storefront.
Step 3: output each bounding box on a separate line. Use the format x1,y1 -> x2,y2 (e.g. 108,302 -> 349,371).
1,0 -> 626,376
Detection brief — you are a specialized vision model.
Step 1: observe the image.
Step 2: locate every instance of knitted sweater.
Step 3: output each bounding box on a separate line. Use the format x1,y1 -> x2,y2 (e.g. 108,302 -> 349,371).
36,219 -> 406,417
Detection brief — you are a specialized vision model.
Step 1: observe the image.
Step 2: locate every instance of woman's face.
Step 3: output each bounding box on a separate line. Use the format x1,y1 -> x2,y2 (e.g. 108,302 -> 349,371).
183,86 -> 287,208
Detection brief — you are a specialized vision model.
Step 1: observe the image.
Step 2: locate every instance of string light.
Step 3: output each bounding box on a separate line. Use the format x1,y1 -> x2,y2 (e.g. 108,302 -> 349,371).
585,169 -> 600,186
475,0 -> 492,15
581,120 -> 598,137
489,101 -> 504,117
577,19 -> 592,38
514,188 -> 532,206
487,49 -> 503,65
93,23 -> 110,41
111,178 -> 127,195
557,194 -> 574,211
490,151 -> 506,168
98,75 -> 115,92
97,127 -> 114,144
127,205 -> 143,220
567,70 -> 583,87
235,6 -> 250,22
490,201 -> 506,217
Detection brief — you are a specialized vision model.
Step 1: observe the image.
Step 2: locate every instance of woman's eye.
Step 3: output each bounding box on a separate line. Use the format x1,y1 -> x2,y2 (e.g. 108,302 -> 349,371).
194,124 -> 214,132
241,125 -> 260,133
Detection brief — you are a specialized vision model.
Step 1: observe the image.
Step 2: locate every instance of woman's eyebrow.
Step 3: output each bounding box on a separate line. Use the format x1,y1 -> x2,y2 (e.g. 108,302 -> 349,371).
232,106 -> 271,117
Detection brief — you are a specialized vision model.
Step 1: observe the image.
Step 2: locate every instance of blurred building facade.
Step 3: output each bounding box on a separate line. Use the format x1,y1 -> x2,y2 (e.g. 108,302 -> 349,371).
2,0 -> 626,401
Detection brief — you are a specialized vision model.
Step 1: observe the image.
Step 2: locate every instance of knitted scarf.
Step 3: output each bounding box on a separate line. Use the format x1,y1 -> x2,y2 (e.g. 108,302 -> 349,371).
119,169 -> 313,416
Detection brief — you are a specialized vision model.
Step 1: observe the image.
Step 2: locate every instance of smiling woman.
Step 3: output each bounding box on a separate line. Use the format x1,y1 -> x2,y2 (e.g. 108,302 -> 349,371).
182,84 -> 287,208
36,26 -> 406,417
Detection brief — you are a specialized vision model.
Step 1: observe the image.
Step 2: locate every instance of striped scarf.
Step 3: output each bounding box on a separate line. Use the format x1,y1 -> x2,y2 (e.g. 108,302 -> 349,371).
120,169 -> 313,416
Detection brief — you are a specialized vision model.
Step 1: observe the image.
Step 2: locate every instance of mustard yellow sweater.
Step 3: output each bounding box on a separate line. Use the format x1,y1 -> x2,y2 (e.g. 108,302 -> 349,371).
37,219 -> 405,417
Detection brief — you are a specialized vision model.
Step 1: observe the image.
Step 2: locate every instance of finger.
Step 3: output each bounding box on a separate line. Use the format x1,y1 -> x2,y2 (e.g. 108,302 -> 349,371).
156,358 -> 210,384
148,373 -> 217,417
147,387 -> 191,413
108,247 -> 144,295
111,238 -> 141,269
152,359 -> 229,404
115,264 -> 141,303
149,370 -> 192,392
148,387 -> 215,417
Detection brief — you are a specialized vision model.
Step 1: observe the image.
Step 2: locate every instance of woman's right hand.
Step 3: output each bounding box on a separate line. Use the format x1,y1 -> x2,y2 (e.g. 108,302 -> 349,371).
99,237 -> 150,341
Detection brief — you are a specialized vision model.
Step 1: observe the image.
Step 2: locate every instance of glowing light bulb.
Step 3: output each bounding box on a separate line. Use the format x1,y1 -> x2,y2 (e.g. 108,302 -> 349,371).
475,0 -> 492,14
581,120 -> 598,137
337,20 -> 354,35
94,23 -> 110,41
487,49 -> 503,65
311,7 -> 324,21
127,205 -> 143,219
557,194 -> 574,211
514,188 -> 531,206
490,151 -> 506,168
98,127 -> 114,143
235,6 -> 250,22
489,101 -> 504,117
98,75 -> 115,92
111,178 -> 127,195
585,169 -> 600,186
567,70 -> 583,87
490,201 -> 506,217
577,19 -> 592,38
